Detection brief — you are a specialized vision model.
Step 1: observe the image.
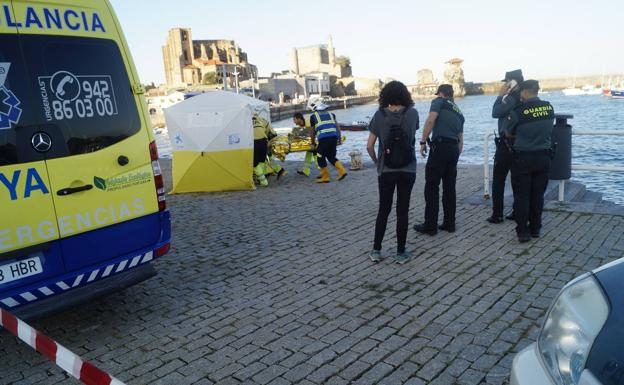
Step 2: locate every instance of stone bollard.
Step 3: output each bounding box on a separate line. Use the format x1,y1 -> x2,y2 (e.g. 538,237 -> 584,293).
348,150 -> 364,170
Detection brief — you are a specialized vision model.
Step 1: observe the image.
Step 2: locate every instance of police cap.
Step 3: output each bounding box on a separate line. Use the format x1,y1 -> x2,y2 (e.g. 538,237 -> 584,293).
519,80 -> 540,93
502,69 -> 524,82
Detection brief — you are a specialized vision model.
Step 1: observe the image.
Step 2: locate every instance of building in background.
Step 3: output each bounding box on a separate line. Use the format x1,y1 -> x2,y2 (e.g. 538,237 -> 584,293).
409,69 -> 438,97
284,35 -> 382,97
240,72 -> 330,103
162,28 -> 257,89
288,36 -> 352,78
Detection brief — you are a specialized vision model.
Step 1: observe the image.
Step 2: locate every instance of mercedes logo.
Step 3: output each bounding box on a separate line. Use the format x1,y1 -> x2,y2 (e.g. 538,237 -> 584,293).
31,132 -> 52,153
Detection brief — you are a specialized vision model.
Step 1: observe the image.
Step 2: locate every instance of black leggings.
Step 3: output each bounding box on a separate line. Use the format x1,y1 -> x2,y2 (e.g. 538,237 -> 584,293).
316,136 -> 338,168
373,172 -> 416,253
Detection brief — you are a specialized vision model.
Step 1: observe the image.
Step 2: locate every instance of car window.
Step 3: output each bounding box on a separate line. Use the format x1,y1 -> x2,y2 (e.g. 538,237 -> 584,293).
18,35 -> 141,158
0,35 -> 35,166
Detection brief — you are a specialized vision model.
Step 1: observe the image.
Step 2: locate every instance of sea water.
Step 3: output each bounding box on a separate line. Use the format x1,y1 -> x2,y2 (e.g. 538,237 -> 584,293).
155,93 -> 624,203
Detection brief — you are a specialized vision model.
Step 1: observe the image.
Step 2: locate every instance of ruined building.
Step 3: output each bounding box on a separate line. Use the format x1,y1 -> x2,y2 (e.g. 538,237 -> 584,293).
443,58 -> 466,97
288,36 -> 352,78
162,28 -> 257,88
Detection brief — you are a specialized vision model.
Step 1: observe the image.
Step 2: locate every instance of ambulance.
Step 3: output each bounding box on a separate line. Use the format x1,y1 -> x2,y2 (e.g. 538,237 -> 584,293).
0,0 -> 171,319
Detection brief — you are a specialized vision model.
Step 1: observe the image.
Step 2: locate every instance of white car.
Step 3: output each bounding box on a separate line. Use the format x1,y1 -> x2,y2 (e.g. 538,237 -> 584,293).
510,257 -> 624,385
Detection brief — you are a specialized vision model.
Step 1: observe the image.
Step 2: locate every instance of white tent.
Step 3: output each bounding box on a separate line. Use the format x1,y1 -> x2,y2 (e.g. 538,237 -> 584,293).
164,91 -> 270,193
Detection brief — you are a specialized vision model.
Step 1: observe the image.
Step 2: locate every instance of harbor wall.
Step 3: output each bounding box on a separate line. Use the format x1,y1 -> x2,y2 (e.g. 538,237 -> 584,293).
269,95 -> 377,122
150,95 -> 376,127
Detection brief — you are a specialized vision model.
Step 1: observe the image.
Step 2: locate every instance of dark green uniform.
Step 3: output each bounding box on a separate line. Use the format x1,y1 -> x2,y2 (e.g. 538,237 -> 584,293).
503,97 -> 554,239
490,92 -> 521,220
423,97 -> 464,230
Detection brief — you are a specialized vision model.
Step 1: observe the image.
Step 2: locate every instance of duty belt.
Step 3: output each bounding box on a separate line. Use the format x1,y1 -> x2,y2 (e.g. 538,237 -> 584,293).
515,149 -> 551,156
432,137 -> 459,144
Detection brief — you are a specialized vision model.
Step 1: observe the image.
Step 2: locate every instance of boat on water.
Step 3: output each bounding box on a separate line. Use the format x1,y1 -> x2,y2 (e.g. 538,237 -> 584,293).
582,85 -> 603,95
562,85 -> 602,96
610,89 -> 624,99
339,120 -> 369,131
562,87 -> 585,96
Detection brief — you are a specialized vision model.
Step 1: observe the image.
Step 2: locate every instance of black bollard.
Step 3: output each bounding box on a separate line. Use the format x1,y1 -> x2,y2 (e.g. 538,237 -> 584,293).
549,114 -> 573,180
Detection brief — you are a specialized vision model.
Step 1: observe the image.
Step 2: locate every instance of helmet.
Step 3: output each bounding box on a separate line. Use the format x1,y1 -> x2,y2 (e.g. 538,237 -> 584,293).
307,96 -> 327,111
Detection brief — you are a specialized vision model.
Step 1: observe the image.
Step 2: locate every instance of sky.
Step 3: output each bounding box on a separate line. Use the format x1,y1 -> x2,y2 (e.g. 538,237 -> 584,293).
110,0 -> 623,86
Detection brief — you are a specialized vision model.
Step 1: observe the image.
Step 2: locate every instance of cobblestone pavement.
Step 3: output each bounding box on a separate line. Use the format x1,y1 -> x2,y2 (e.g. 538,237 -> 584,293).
2,159 -> 624,385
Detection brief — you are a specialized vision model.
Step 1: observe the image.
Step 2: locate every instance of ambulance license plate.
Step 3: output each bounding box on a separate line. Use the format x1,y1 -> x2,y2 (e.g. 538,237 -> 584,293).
0,256 -> 43,285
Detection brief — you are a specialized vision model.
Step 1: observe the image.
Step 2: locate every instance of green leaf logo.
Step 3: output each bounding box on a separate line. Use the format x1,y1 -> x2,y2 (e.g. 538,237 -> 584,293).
94,176 -> 107,191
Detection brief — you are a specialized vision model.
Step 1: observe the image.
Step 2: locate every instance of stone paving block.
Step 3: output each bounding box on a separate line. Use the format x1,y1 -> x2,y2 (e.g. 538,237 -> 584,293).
353,362 -> 394,385
251,365 -> 288,385
232,362 -> 267,381
306,364 -> 340,384
282,363 -> 317,383
341,360 -> 372,381
417,359 -> 448,382
351,338 -> 379,354
377,362 -> 420,385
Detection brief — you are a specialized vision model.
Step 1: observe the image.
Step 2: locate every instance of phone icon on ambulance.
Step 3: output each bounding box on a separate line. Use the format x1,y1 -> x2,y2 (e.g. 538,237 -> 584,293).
50,71 -> 80,101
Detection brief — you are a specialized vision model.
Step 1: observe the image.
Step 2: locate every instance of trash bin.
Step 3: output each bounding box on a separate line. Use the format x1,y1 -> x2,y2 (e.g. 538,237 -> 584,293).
549,114 -> 573,180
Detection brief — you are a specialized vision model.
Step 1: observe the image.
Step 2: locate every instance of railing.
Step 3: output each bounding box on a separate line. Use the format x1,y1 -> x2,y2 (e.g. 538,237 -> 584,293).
483,130 -> 624,201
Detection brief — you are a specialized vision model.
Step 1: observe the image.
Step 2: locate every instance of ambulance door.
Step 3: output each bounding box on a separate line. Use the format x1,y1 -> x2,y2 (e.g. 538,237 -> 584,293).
0,3 -> 65,300
13,1 -> 160,271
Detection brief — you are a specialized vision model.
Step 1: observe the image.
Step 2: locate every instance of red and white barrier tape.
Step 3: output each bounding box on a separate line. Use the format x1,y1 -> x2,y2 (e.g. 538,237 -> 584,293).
0,308 -> 126,385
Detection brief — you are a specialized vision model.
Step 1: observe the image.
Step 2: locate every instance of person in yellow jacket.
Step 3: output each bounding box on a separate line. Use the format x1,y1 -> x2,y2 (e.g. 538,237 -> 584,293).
292,112 -> 319,178
253,114 -> 285,186
307,100 -> 347,183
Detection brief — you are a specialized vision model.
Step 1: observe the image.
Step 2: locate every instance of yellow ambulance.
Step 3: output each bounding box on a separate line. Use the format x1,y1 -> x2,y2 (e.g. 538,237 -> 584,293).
0,0 -> 171,319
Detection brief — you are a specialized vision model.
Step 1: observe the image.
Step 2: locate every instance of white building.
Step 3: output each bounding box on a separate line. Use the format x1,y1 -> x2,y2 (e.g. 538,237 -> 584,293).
146,91 -> 186,115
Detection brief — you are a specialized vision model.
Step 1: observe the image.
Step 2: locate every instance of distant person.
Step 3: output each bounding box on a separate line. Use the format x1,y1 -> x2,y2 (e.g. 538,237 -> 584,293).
503,80 -> 555,242
367,81 -> 419,264
487,69 -> 524,224
307,100 -> 347,183
292,112 -> 319,178
414,84 -> 464,235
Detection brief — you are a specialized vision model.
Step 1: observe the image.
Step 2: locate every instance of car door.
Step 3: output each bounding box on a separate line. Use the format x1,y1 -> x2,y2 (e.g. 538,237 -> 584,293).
0,3 -> 65,300
12,0 -> 161,271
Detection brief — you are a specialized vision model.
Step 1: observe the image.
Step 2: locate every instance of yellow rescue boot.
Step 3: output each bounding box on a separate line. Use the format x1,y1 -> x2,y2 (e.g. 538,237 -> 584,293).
316,167 -> 330,183
254,164 -> 268,187
335,161 -> 348,181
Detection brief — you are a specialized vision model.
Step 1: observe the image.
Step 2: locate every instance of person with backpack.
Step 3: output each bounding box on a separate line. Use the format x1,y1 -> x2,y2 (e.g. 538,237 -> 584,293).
366,81 -> 419,264
414,84 -> 464,235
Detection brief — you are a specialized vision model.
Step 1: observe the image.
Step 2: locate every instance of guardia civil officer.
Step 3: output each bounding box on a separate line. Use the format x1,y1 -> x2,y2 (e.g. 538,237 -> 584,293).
487,69 -> 523,224
503,80 -> 555,242
414,84 -> 464,235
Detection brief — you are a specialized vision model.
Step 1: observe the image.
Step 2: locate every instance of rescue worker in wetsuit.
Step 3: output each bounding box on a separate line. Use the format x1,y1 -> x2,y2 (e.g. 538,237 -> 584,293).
292,112 -> 319,178
503,80 -> 555,242
414,84 -> 464,235
308,100 -> 347,183
487,69 -> 524,224
253,114 -> 283,186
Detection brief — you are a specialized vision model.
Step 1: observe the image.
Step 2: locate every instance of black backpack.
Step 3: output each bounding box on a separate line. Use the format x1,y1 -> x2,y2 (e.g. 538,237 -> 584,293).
380,107 -> 414,168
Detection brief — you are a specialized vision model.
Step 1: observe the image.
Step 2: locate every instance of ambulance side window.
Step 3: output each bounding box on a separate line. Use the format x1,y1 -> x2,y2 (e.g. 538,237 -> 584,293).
0,35 -> 33,166
20,35 -> 141,157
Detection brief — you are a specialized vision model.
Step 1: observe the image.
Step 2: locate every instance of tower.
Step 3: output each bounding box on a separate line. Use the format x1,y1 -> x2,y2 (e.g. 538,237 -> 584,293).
289,48 -> 300,74
328,35 -> 336,67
